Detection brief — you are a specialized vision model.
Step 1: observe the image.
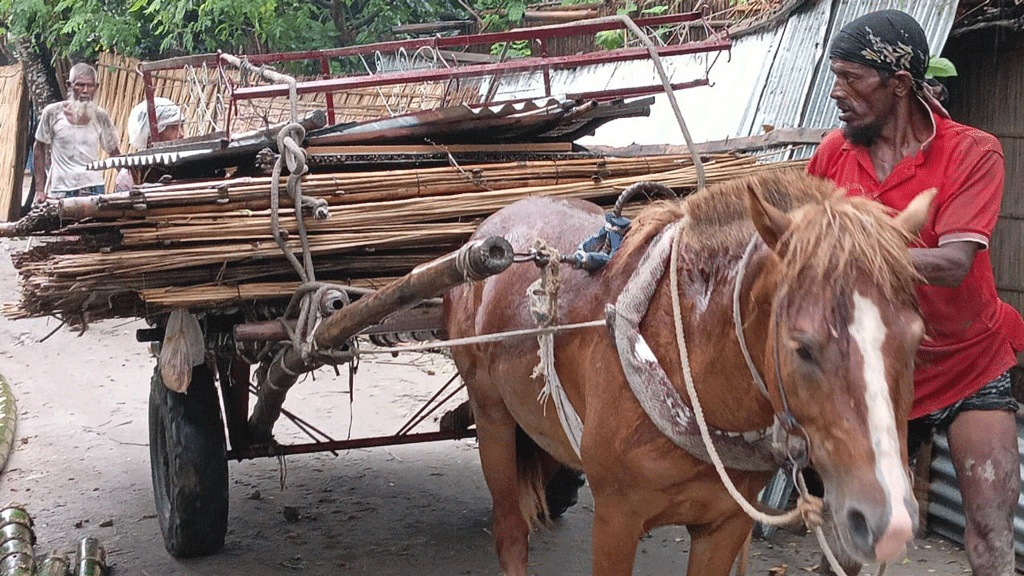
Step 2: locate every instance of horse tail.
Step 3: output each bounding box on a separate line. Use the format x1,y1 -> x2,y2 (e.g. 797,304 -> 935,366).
515,426 -> 551,530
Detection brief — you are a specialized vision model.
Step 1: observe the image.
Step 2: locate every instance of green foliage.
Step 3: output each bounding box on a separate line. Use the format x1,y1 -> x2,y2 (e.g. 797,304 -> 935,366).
926,56 -> 957,78
0,0 -> 435,60
595,29 -> 624,50
489,39 -> 531,58
592,4 -> 667,51
641,4 -> 668,15
2,0 -> 622,62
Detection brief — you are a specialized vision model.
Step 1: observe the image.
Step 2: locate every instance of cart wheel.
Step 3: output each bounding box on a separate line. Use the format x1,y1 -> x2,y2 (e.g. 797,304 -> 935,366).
149,363 -> 228,558
546,466 -> 585,518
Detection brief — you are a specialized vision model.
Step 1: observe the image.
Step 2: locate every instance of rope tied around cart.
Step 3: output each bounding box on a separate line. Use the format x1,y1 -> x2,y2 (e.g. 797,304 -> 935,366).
268,122 -> 341,367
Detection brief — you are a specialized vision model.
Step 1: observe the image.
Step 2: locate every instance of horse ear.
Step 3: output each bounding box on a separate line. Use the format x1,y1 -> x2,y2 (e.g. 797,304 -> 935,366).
894,188 -> 937,236
747,183 -> 792,251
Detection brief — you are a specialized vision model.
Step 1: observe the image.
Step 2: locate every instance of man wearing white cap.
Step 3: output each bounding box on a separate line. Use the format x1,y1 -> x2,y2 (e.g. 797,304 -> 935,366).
114,97 -> 185,192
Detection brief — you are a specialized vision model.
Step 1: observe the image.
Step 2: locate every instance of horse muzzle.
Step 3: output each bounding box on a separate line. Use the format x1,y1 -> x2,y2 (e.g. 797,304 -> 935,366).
836,488 -> 918,563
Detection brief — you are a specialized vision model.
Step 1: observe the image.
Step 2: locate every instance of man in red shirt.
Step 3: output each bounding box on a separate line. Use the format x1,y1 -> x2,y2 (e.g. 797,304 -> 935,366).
807,10 -> 1024,576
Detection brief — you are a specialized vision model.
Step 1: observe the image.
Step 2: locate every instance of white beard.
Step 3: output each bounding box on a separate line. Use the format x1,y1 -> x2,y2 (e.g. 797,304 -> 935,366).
66,98 -> 97,123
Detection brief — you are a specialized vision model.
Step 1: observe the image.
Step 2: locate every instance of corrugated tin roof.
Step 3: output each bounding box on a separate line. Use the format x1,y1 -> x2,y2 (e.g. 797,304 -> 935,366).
567,0 -> 959,148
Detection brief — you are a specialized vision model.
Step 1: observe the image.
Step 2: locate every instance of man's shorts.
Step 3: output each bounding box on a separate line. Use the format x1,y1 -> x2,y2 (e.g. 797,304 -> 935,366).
907,369 -> 1020,460
50,185 -> 106,199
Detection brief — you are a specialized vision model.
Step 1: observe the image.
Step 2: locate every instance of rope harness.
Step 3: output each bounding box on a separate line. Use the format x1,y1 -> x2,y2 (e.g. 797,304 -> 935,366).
528,239 -> 584,459
267,123 -> 358,371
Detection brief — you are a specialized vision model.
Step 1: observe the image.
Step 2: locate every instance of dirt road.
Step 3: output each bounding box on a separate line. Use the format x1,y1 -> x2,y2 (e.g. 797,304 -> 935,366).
0,237 -> 972,575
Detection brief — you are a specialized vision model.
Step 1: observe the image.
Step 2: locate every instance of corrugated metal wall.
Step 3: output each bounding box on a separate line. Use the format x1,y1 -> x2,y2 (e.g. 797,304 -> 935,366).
577,0 -> 957,148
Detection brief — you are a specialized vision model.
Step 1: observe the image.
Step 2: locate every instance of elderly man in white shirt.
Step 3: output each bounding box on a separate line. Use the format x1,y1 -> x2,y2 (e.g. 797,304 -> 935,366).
33,62 -> 121,204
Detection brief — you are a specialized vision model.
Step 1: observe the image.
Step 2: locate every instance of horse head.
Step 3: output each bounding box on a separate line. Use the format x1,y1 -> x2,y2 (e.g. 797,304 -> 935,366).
747,184 -> 935,564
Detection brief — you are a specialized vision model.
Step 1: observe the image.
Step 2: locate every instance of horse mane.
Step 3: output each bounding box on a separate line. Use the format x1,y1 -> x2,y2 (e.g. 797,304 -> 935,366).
779,187 -> 921,309
609,168 -> 921,307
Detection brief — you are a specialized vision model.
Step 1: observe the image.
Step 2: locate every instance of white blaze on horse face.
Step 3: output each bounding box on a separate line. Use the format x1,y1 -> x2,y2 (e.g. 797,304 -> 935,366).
849,292 -> 914,561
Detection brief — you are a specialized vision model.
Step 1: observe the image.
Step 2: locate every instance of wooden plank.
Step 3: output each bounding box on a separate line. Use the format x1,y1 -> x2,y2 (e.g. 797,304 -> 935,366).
308,143 -> 573,154
586,127 -> 831,157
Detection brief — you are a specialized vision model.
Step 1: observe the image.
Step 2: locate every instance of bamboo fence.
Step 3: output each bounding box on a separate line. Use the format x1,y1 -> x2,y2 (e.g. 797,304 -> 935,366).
2,154 -> 808,325
0,63 -> 29,222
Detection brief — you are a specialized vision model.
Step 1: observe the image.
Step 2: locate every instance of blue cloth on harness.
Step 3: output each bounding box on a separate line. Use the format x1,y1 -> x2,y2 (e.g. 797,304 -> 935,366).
566,213 -> 631,272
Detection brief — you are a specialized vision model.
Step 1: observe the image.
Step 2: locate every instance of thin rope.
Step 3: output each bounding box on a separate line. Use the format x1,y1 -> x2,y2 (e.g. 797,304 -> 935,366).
799,470 -> 853,576
355,320 -> 606,356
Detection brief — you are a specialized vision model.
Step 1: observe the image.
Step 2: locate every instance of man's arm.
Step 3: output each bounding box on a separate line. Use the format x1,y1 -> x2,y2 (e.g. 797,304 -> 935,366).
910,241 -> 978,287
32,140 -> 48,204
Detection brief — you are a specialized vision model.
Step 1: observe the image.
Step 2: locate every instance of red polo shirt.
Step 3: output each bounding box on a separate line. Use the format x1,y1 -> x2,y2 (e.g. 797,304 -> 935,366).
808,113 -> 1024,419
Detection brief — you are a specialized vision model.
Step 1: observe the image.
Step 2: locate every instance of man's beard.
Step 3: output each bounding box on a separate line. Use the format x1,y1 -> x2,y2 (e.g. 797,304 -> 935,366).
67,97 -> 97,123
842,117 -> 884,147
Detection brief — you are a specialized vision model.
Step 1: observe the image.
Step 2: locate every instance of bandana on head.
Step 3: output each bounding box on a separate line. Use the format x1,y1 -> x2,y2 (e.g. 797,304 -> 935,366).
829,9 -> 929,82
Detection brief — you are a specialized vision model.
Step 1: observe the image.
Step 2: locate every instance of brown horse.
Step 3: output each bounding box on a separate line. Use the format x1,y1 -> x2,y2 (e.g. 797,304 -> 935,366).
443,169 -> 933,576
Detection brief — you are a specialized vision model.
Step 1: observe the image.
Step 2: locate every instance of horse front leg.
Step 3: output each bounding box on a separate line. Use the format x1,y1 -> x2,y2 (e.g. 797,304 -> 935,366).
590,493 -> 645,576
472,398 -> 532,576
686,515 -> 756,576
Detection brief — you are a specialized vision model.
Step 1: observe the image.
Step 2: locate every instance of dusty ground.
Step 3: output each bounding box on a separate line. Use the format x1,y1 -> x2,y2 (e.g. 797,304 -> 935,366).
0,236 -> 973,576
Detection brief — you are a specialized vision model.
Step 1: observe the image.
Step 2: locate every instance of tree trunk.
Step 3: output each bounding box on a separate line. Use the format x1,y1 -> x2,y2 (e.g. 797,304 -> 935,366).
329,0 -> 356,46
7,34 -> 61,217
8,35 -> 61,111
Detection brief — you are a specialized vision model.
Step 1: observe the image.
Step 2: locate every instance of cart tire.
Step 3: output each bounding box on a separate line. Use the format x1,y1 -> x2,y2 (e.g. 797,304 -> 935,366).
546,466 -> 585,518
149,363 -> 228,558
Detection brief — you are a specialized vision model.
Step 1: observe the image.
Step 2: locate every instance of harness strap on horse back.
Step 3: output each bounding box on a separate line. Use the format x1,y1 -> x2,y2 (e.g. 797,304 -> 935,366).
606,223 -> 783,471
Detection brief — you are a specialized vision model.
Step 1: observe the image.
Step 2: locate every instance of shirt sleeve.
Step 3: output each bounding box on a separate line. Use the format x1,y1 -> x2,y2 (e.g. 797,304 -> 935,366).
805,129 -> 844,179
96,111 -> 121,154
932,143 -> 1004,248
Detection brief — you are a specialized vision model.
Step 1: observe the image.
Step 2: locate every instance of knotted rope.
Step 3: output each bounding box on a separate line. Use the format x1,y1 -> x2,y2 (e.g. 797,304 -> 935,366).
268,123 -> 341,366
527,238 -> 584,459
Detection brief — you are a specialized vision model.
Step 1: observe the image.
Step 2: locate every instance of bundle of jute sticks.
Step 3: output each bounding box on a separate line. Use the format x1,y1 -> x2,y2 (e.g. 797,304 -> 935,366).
2,154 -> 806,325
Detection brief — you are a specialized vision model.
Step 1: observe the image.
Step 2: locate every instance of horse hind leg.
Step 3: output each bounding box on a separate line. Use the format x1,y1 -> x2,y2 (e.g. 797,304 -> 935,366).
472,398 -> 537,576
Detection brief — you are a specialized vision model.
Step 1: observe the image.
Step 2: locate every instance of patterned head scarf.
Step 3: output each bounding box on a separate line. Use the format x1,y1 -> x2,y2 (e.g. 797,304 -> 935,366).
829,9 -> 929,82
828,9 -> 949,118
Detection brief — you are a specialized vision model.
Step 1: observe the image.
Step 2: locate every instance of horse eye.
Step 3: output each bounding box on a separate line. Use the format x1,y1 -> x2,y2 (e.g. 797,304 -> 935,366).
795,345 -> 815,363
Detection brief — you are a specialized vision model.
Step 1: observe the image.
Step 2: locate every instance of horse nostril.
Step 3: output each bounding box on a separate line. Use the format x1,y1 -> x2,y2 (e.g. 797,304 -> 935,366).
846,508 -> 872,549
